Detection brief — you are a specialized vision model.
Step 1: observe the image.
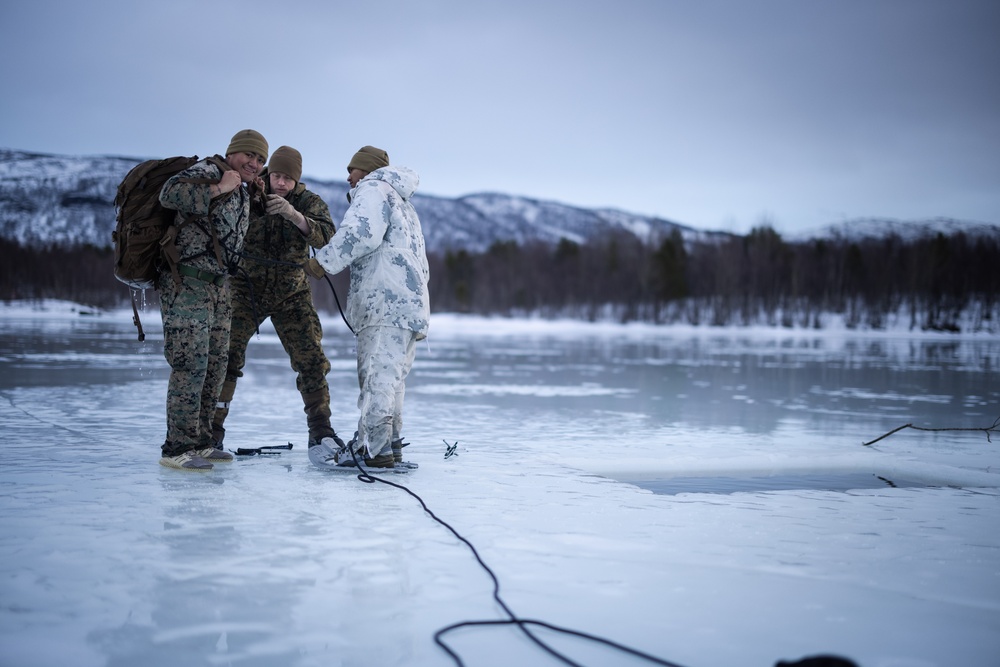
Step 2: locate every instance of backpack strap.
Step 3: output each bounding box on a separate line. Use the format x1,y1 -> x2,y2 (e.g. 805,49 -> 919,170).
203,156 -> 241,271
129,290 -> 146,342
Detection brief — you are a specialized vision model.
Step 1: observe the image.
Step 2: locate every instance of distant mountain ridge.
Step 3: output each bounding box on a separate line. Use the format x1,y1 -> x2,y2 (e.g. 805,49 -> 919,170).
1,148 -> 995,252
790,217 -> 1000,243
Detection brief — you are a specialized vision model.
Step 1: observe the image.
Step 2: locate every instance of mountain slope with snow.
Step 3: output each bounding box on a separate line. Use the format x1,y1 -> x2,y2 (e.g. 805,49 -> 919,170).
0,149 -> 711,253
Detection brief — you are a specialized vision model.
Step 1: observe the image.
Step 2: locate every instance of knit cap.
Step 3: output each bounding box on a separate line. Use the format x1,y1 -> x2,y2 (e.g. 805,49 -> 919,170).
226,129 -> 269,161
347,146 -> 389,174
268,146 -> 302,182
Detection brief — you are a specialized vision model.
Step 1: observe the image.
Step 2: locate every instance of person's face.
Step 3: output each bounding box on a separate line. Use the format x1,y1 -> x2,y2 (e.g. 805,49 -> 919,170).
269,172 -> 296,197
227,152 -> 266,183
347,168 -> 368,189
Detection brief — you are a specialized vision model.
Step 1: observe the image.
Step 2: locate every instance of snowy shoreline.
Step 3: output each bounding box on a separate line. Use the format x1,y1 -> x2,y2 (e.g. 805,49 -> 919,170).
3,298 -> 996,340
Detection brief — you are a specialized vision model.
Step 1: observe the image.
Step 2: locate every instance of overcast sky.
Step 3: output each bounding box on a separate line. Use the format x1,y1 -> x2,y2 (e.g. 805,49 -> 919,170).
1,0 -> 997,234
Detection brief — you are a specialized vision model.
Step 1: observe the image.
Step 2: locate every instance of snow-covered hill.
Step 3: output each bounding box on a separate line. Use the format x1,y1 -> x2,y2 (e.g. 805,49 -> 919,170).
1,148 -> 996,252
0,150 -> 140,249
0,149 -> 716,253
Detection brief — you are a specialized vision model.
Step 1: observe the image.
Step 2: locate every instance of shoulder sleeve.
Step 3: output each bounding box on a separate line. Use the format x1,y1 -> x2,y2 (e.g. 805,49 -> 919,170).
297,189 -> 336,247
158,160 -> 222,215
314,181 -> 389,275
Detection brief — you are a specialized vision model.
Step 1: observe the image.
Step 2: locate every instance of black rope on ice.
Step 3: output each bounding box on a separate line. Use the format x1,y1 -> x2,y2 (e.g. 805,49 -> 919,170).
341,445 -> 688,667
434,618 -> 688,667
321,270 -> 355,336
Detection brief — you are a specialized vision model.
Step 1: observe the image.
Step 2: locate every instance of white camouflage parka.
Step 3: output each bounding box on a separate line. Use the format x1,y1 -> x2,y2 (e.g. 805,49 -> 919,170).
314,166 -> 430,339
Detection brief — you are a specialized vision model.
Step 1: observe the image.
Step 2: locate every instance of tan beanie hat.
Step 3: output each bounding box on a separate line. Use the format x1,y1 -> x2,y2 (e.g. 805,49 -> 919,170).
226,129 -> 269,161
347,145 -> 389,174
268,146 -> 302,182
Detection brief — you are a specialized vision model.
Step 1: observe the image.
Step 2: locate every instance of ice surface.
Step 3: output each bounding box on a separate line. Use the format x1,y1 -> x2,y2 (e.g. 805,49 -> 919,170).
1,300 -> 998,667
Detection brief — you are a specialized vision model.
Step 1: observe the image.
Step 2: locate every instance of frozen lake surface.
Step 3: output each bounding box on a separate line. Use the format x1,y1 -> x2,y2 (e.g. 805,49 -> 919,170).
1,300 -> 998,667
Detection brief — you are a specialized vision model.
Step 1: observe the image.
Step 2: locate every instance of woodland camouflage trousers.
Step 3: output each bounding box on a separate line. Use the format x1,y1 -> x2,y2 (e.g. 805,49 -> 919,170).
225,288 -> 330,393
159,273 -> 231,456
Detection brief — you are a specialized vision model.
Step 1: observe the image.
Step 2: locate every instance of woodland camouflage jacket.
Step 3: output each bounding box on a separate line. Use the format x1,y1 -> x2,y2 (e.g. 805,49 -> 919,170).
314,166 -> 430,338
158,156 -> 252,276
234,178 -> 335,300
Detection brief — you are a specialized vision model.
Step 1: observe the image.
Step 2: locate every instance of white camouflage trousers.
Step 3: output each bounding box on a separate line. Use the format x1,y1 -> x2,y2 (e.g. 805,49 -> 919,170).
355,325 -> 418,457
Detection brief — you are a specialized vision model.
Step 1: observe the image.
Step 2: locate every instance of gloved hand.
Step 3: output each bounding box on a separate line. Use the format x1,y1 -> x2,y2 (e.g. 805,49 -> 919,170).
304,257 -> 326,279
265,194 -> 302,223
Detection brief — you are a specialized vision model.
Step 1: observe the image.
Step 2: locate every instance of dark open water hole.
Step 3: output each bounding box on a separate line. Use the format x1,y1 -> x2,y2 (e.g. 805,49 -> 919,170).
630,472 -> 937,495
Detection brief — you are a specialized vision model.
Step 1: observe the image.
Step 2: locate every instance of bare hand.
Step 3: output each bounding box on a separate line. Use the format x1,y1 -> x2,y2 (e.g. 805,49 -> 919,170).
218,170 -> 242,194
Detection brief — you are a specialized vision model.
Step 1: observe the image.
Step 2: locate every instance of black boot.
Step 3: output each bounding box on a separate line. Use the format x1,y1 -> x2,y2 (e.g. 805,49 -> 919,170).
302,388 -> 345,449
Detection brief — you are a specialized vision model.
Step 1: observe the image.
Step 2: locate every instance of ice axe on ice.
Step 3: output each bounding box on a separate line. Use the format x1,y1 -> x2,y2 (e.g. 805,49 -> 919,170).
232,443 -> 294,456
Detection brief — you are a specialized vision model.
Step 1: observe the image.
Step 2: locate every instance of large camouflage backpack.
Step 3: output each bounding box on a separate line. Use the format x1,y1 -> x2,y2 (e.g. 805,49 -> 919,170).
112,155 -> 229,290
112,155 -> 229,340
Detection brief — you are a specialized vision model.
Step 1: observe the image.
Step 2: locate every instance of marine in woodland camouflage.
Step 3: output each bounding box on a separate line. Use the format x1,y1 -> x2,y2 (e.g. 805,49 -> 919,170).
314,166 -> 430,338
157,157 -> 253,454
235,179 -> 335,301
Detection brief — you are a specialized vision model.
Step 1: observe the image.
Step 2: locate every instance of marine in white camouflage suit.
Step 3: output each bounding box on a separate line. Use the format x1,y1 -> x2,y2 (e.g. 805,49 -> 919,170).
156,129 -> 268,470
308,146 -> 430,468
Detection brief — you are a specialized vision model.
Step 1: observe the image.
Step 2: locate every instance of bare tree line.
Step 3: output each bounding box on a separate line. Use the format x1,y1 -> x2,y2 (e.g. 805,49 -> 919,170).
2,227 -> 998,332
426,227 -> 999,332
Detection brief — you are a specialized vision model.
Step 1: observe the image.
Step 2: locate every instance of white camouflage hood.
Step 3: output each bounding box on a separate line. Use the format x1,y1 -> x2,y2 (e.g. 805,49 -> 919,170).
362,166 -> 419,201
